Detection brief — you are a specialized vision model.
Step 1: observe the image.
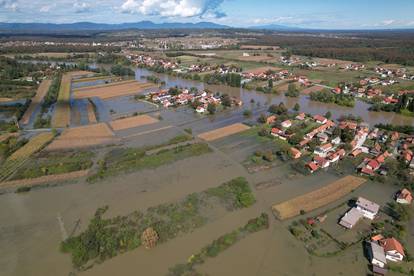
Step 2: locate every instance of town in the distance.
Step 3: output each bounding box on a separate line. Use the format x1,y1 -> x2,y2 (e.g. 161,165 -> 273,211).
1,1 -> 414,276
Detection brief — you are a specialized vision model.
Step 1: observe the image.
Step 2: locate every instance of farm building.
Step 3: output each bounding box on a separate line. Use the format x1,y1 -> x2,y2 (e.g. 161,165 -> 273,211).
369,242 -> 387,268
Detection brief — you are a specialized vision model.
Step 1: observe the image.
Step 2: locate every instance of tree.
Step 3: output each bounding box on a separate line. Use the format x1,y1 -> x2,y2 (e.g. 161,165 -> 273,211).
221,94 -> 232,107
243,110 -> 252,117
257,114 -> 267,124
268,79 -> 273,88
293,103 -> 300,111
325,111 -> 332,119
207,103 -> 216,114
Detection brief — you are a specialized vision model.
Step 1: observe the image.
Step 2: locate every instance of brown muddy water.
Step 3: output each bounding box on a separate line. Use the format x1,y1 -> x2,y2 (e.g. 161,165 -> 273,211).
0,128 -> 411,275
135,68 -> 414,127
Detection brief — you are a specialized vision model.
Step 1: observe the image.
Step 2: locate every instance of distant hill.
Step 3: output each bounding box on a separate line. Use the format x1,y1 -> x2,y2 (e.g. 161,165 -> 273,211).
249,24 -> 304,31
0,21 -> 230,32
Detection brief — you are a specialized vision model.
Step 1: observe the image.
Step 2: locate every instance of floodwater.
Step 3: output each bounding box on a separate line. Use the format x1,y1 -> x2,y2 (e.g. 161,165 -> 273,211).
135,68 -> 414,127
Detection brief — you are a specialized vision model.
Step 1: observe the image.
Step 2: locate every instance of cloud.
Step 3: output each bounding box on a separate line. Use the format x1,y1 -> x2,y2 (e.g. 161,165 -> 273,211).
73,2 -> 91,13
251,16 -> 325,26
381,19 -> 395,26
39,4 -> 55,13
120,0 -> 226,18
0,0 -> 18,11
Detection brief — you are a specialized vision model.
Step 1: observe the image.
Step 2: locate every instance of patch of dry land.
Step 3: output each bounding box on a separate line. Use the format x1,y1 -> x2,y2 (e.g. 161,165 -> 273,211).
245,66 -> 282,74
72,80 -> 156,100
109,115 -> 158,131
47,123 -> 117,150
0,170 -> 89,190
302,85 -> 325,95
87,101 -> 97,124
20,79 -> 52,125
51,73 -> 71,128
272,175 -> 366,220
0,97 -> 14,103
198,123 -> 250,141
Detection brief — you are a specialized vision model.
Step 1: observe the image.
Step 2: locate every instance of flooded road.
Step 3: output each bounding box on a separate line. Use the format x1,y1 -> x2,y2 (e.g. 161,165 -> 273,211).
136,68 -> 414,127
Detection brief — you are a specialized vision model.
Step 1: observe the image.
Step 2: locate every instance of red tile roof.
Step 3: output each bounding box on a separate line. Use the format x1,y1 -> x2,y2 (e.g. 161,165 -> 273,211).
381,238 -> 405,256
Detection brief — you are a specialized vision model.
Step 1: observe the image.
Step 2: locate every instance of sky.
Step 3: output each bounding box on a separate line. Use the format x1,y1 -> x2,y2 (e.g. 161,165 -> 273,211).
0,0 -> 413,29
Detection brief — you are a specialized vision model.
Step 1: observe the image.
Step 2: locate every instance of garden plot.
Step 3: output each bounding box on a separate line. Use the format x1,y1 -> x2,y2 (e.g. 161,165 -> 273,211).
72,80 -> 156,100
272,175 -> 366,220
46,123 -> 118,150
109,115 -> 159,131
197,123 -> 250,142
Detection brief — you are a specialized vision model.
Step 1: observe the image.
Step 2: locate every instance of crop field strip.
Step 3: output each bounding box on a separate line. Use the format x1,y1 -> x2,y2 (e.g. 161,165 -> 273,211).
46,123 -> 118,150
109,115 -> 159,131
20,79 -> 52,125
72,79 -> 137,92
0,170 -> 90,190
51,73 -> 72,128
72,81 -> 156,100
0,132 -> 55,182
197,123 -> 251,141
272,175 -> 366,220
87,101 -> 97,124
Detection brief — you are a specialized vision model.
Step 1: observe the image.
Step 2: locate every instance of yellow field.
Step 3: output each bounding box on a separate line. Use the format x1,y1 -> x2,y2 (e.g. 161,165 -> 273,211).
8,132 -> 54,161
0,97 -> 14,103
72,81 -> 156,100
47,123 -> 117,150
51,74 -> 72,128
198,123 -> 251,141
109,115 -> 158,131
272,175 -> 366,220
20,79 -> 52,125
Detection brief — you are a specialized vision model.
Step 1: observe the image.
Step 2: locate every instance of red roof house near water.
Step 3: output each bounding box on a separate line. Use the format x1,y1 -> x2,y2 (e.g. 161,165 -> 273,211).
396,188 -> 413,204
313,115 -> 327,124
380,237 -> 405,262
307,162 -> 319,173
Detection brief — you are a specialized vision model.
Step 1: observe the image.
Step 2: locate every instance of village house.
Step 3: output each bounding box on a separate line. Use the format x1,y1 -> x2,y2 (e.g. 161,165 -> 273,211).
380,238 -> 405,262
396,188 -> 413,204
306,162 -> 320,173
314,156 -> 330,169
281,120 -> 292,128
266,115 -> 277,125
296,112 -> 306,121
313,115 -> 327,124
339,197 -> 379,229
356,197 -> 379,220
290,147 -> 302,159
340,207 -> 364,229
314,143 -> 333,157
369,242 -> 387,268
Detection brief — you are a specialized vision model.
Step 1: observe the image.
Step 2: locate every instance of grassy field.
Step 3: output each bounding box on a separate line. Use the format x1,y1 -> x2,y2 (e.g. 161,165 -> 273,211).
11,151 -> 94,180
272,175 -> 366,220
88,142 -> 212,182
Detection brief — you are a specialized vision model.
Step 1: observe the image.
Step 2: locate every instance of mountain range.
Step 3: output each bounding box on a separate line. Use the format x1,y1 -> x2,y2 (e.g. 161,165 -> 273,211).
0,21 -> 230,32
0,21 -> 307,32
